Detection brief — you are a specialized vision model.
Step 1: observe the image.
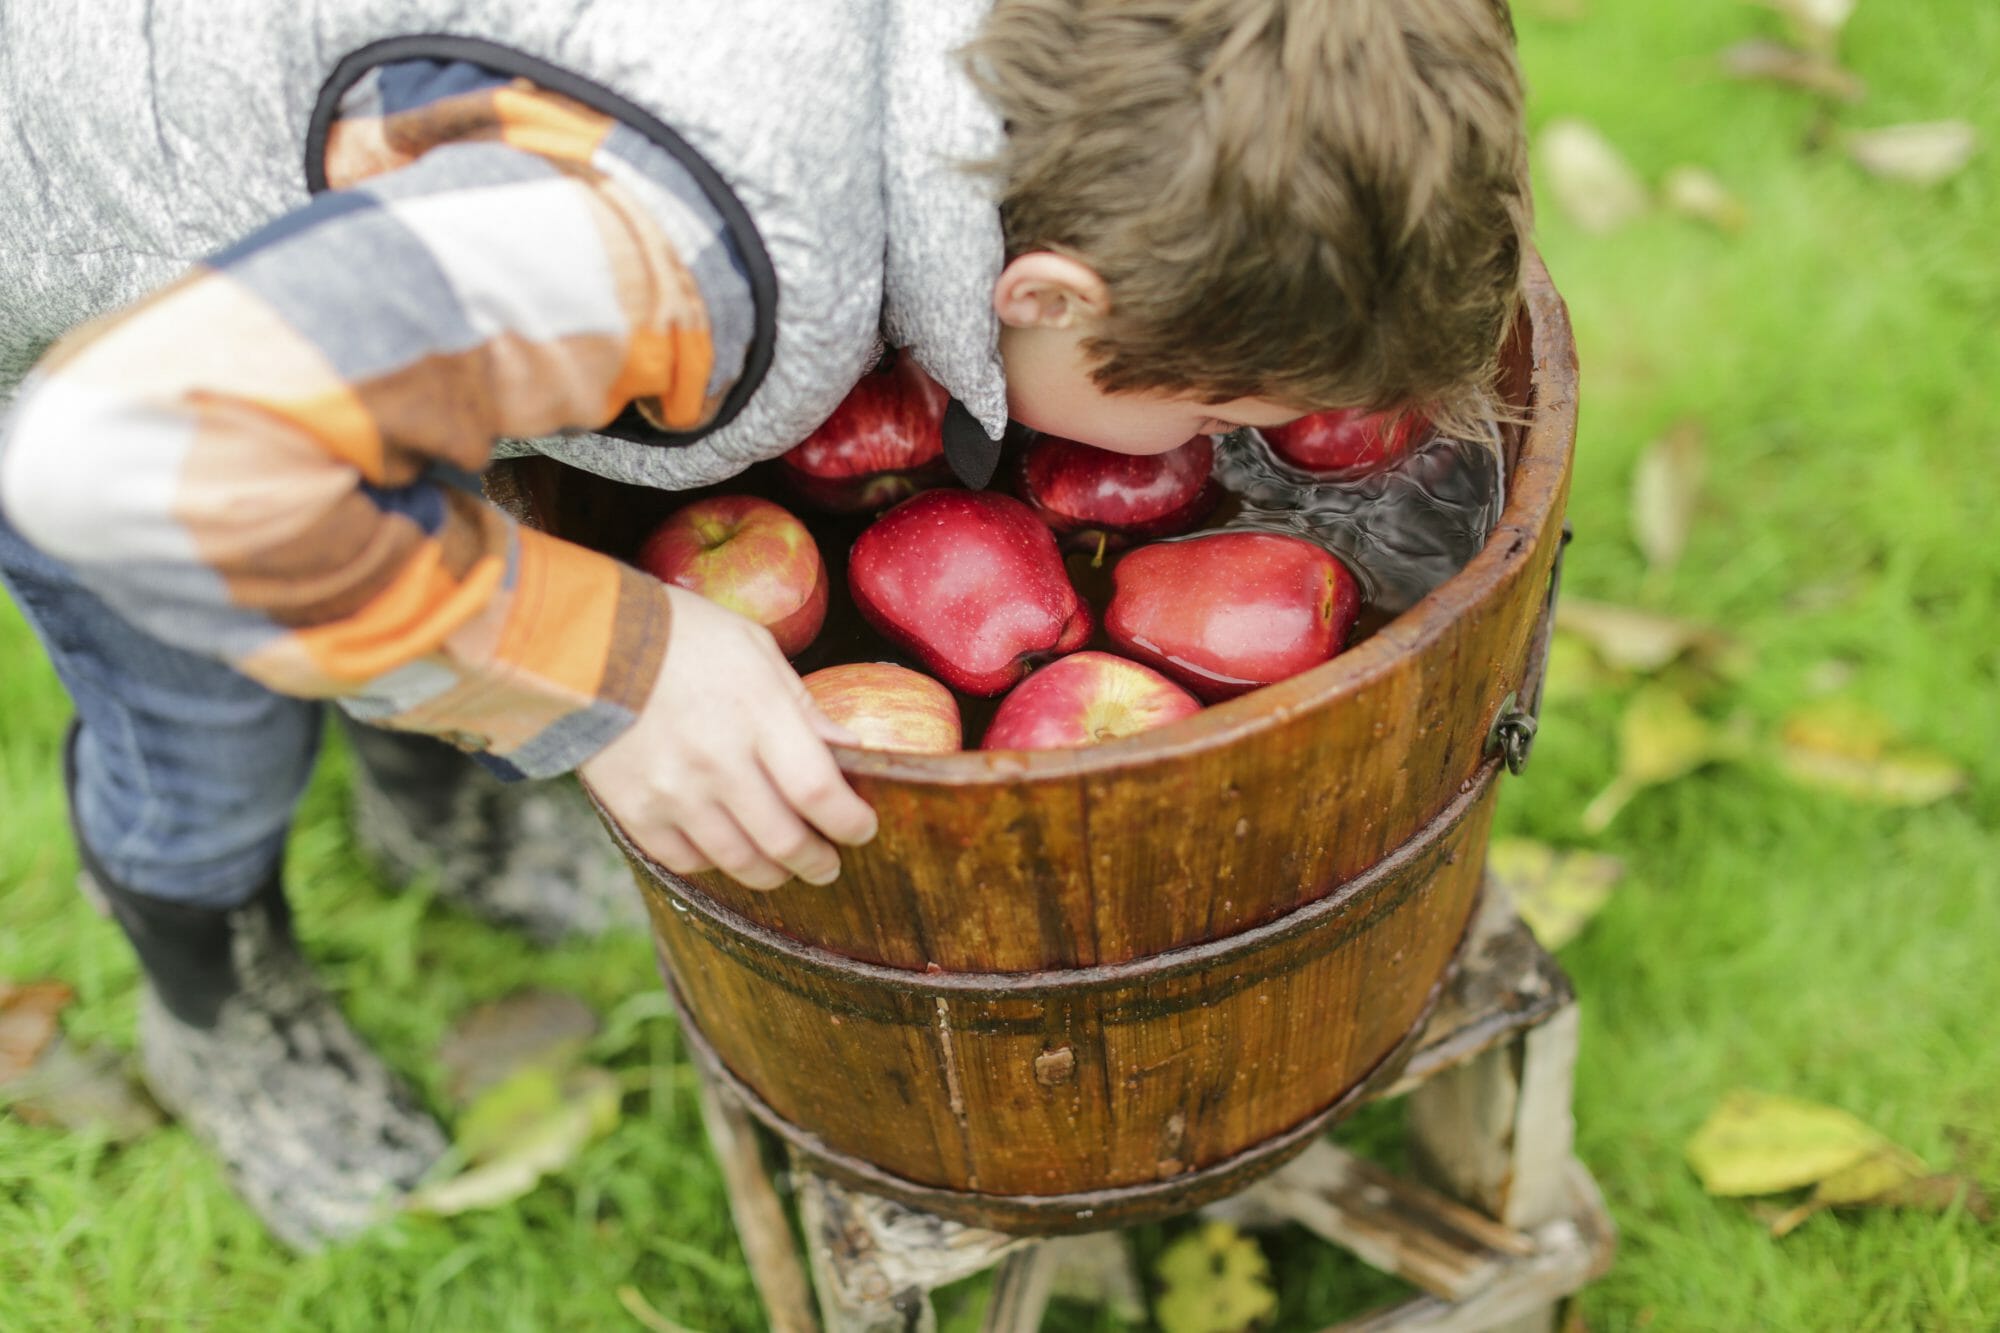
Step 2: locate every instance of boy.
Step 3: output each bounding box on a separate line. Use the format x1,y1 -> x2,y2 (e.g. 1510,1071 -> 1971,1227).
0,0 -> 1529,1248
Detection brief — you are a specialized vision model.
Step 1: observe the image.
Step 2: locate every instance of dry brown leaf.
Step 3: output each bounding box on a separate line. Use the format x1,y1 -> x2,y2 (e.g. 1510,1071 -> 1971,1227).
0,980 -> 75,1083
1631,421 -> 1705,575
1556,599 -> 1734,674
1719,40 -> 1866,102
2,1036 -> 164,1141
1751,0 -> 1857,53
1539,119 -> 1649,235
1663,166 -> 1749,232
438,987 -> 600,1107
1846,122 -> 1980,187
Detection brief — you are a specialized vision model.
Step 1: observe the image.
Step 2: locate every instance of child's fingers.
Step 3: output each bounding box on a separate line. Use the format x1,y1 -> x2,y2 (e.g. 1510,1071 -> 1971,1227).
647,826 -> 712,879
726,766 -> 843,886
759,718 -> 878,847
676,802 -> 791,892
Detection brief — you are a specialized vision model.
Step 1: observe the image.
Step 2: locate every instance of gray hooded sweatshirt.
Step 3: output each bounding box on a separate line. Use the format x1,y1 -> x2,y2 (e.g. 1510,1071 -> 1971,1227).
0,0 -> 1012,490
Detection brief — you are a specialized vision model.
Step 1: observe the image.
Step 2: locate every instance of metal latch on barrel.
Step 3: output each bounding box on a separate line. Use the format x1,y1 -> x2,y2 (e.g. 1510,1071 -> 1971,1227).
1486,521 -> 1573,777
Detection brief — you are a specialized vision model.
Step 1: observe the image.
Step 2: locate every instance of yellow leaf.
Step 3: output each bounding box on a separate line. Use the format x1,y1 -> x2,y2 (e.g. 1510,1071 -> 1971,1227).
1685,1091 -> 1904,1197
1811,1145 -> 1930,1206
1582,686 -> 1741,833
1155,1222 -> 1277,1333
1776,699 -> 1968,807
1488,839 -> 1626,950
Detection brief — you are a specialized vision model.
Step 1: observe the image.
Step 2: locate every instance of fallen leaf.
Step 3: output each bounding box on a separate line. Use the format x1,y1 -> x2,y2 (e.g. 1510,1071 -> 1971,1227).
1811,1145 -> 1931,1206
1,1036 -> 164,1142
1663,166 -> 1749,232
1538,119 -> 1649,235
1556,599 -> 1735,674
438,987 -> 600,1106
407,1066 -> 621,1216
1845,122 -> 1980,187
1869,1173 -> 1994,1222
1719,40 -> 1866,101
1155,1222 -> 1277,1333
1748,0 -> 1858,55
1631,421 -> 1705,575
1775,699 -> 1968,807
1488,839 -> 1626,950
617,1285 -> 703,1333
0,980 -> 74,1083
1582,686 -> 1745,833
1685,1091 -> 1899,1197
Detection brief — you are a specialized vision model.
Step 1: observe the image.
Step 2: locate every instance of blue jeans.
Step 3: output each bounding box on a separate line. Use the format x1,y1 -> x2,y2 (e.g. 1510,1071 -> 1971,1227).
0,509 -> 323,909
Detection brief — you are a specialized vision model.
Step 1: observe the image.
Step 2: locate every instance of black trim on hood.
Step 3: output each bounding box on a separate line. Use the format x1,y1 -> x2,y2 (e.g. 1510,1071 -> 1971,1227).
305,33 -> 778,450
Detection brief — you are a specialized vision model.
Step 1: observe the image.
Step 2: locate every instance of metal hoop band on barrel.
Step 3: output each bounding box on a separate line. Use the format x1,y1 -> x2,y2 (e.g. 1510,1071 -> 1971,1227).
610,762 -> 1500,1232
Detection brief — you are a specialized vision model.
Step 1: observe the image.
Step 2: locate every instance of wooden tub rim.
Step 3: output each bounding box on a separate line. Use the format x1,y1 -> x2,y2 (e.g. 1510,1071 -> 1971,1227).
827,250 -> 1576,786
619,756 -> 1497,1007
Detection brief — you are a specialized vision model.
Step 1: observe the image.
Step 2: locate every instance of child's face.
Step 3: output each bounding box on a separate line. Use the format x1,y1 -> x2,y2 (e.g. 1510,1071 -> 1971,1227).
999,320 -> 1304,455
992,252 -> 1305,456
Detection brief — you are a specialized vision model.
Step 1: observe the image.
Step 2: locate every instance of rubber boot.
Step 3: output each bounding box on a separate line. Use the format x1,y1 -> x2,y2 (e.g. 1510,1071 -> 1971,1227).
69,738 -> 447,1251
340,717 -> 645,944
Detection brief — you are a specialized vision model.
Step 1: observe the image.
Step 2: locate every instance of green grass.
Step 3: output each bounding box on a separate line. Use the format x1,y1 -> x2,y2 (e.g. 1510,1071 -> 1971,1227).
5,3 -> 1999,1329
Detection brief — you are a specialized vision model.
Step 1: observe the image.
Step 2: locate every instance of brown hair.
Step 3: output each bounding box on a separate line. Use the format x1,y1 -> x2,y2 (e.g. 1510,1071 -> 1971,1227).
965,0 -> 1531,431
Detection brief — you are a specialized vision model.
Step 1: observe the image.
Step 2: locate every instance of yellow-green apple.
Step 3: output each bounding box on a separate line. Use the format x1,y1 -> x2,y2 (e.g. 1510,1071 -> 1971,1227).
1262,408 -> 1428,475
1016,433 -> 1219,551
802,663 -> 961,754
981,652 -> 1201,751
638,495 -> 828,657
848,490 -> 1091,696
1105,533 -> 1360,700
779,353 -> 951,513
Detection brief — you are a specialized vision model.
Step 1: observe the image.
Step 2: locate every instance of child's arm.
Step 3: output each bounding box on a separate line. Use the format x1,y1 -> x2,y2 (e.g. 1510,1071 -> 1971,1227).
0,111 -> 871,888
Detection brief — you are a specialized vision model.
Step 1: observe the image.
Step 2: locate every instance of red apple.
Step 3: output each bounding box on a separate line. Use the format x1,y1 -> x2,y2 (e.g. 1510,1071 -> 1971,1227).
981,652 -> 1201,751
1016,434 -> 1220,552
638,495 -> 828,657
1261,408 -> 1428,475
1105,533 -> 1360,701
803,663 -> 961,754
848,490 -> 1091,696
779,353 -> 952,513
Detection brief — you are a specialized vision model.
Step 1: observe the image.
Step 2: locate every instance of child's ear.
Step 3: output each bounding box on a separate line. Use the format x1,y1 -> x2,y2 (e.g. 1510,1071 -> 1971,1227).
992,253 -> 1110,330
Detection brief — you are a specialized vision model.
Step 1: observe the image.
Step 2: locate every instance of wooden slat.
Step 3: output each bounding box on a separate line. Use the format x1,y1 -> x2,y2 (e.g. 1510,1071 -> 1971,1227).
693,1073 -> 819,1333
1326,1162 -> 1616,1333
1217,1141 -> 1534,1303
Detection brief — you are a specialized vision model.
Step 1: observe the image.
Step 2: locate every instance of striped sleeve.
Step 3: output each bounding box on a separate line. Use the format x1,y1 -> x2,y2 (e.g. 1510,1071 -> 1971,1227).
0,67 -> 754,777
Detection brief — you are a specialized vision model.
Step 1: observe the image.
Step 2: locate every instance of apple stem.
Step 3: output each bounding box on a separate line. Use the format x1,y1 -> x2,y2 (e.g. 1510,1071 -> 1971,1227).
1091,532 -> 1108,568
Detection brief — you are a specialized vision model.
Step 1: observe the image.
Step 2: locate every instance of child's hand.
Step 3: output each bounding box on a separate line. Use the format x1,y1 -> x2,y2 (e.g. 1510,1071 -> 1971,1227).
580,588 -> 877,890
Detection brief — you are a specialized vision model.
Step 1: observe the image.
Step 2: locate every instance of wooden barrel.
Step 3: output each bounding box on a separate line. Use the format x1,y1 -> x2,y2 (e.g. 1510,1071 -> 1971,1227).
527,254 -> 1576,1234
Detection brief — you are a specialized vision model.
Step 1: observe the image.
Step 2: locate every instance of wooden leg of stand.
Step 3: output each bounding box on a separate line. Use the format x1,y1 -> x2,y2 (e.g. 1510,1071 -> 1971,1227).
1405,1002 -> 1582,1332
980,1244 -> 1059,1333
693,1070 -> 820,1333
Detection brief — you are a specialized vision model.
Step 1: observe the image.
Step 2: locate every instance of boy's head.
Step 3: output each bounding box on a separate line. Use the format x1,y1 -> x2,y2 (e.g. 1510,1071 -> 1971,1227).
967,0 -> 1531,454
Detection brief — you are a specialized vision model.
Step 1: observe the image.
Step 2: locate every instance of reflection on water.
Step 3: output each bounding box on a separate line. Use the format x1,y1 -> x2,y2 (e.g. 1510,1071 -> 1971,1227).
1206,427 -> 1506,615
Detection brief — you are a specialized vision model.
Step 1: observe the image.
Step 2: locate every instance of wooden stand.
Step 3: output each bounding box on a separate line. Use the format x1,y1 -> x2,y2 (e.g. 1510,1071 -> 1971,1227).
691,881 -> 1613,1332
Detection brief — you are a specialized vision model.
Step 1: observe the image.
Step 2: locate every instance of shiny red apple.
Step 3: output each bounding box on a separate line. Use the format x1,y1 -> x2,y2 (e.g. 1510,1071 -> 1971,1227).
848,490 -> 1091,696
1261,408 -> 1428,475
981,652 -> 1201,751
802,663 -> 961,754
1105,533 -> 1360,701
638,495 -> 828,657
779,352 -> 952,513
1016,434 -> 1220,551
